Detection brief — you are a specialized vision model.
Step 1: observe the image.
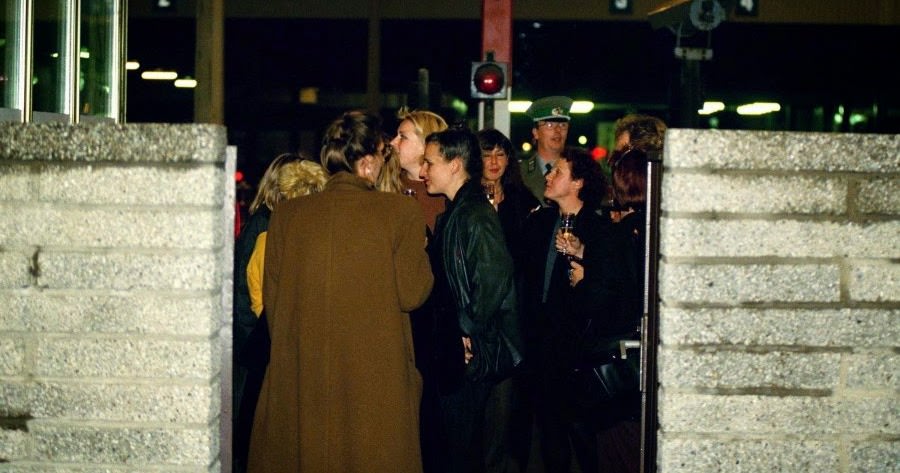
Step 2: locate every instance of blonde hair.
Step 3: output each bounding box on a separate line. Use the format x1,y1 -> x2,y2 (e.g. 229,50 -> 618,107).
279,160 -> 327,199
397,107 -> 448,140
378,107 -> 448,193
377,152 -> 403,193
249,153 -> 306,214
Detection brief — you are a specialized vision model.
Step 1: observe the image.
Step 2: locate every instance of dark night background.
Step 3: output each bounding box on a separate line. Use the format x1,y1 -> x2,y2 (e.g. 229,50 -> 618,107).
126,17 -> 900,185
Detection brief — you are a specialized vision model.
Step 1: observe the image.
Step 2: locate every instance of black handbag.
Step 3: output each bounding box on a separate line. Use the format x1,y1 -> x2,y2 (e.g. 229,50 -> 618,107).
464,328 -> 521,383
571,322 -> 640,407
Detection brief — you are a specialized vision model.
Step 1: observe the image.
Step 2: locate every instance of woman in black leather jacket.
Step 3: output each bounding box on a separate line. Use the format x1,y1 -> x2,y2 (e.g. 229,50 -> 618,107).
420,126 -> 521,473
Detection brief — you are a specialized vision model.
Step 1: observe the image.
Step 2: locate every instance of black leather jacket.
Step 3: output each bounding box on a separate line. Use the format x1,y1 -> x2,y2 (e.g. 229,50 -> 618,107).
435,179 -> 523,366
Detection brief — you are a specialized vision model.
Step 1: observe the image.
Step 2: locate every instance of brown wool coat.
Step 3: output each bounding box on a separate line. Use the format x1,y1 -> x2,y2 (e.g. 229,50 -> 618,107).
247,172 -> 433,473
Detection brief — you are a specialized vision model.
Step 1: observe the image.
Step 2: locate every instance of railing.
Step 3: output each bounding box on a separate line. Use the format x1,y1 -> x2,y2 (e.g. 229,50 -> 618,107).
1,0 -> 126,123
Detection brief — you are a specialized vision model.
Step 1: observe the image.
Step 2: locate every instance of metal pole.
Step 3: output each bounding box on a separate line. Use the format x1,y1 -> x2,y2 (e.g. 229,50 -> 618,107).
483,100 -> 494,129
417,68 -> 429,110
67,0 -> 81,123
111,0 -> 127,123
639,153 -> 662,473
21,0 -> 34,122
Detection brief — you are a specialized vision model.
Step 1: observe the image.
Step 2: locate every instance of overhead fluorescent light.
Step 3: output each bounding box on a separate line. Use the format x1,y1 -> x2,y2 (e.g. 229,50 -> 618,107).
141,70 -> 178,80
570,101 -> 594,114
698,101 -> 725,115
126,61 -> 140,70
509,101 -> 532,113
736,102 -> 781,115
174,77 -> 197,88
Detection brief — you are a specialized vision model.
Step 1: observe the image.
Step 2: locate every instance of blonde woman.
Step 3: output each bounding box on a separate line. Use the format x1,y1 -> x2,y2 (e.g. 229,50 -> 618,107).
233,153 -> 322,473
384,107 -> 448,234
246,159 -> 327,317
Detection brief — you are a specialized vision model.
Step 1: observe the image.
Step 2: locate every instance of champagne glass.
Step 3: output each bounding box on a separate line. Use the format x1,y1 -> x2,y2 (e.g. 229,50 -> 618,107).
483,183 -> 496,206
558,212 -> 576,255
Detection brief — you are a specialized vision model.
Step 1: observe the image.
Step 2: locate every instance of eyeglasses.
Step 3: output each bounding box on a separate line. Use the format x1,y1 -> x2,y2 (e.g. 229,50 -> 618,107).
538,121 -> 570,131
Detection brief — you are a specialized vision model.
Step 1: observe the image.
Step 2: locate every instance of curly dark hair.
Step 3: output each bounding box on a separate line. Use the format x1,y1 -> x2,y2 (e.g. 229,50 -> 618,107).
561,146 -> 607,209
614,113 -> 667,154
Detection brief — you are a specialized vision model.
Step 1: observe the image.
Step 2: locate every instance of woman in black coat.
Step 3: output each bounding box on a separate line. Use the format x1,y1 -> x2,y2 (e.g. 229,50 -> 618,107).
566,148 -> 648,473
476,129 -> 540,472
520,147 -> 611,473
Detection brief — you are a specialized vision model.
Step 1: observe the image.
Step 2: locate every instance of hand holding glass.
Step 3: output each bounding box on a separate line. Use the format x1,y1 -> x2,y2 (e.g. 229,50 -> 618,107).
558,213 -> 576,255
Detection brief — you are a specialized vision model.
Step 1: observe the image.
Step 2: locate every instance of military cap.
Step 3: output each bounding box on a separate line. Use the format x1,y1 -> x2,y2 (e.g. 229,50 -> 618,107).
526,96 -> 574,122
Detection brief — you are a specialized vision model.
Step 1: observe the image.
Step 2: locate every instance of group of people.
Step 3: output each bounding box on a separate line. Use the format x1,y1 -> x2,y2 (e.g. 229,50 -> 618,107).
231,96 -> 666,473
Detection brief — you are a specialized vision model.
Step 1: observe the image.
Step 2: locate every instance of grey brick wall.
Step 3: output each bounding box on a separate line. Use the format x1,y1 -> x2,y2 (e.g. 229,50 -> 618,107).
0,123 -> 231,472
658,130 -> 899,473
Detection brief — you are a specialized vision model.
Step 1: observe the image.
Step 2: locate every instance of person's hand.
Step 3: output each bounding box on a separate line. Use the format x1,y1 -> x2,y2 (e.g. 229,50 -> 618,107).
569,260 -> 584,287
462,336 -> 474,364
555,233 -> 584,259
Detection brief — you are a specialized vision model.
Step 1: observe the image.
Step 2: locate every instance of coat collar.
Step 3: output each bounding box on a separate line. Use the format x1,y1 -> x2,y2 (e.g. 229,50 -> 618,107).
325,171 -> 375,192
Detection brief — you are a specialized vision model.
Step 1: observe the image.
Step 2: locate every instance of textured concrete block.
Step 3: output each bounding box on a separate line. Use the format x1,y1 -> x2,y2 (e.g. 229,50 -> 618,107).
659,438 -> 839,473
0,430 -> 30,462
850,262 -> 900,302
661,350 -> 841,390
0,164 -> 34,201
660,393 -> 898,435
0,466 -> 211,473
1,206 -> 221,249
661,308 -> 900,347
28,381 -> 217,423
0,123 -> 227,164
664,129 -> 900,172
659,263 -> 840,304
0,293 -> 219,336
31,423 -> 215,466
850,441 -> 900,473
36,164 -> 225,206
0,381 -> 29,416
0,337 -> 26,375
0,251 -> 32,289
35,337 -> 216,379
36,252 -> 220,291
857,176 -> 900,215
663,173 -> 846,214
661,218 -> 900,259
846,353 -> 900,390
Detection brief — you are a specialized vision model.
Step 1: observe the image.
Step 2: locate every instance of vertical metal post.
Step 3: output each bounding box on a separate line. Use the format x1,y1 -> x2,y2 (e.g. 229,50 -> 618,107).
65,0 -> 81,123
417,68 -> 429,110
111,0 -> 127,123
639,153 -> 662,473
483,100 -> 495,129
481,0 -> 511,135
195,0 -> 224,124
21,0 -> 34,122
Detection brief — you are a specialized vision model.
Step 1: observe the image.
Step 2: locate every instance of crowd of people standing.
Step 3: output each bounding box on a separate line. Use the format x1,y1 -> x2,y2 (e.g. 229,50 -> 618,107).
232,99 -> 666,473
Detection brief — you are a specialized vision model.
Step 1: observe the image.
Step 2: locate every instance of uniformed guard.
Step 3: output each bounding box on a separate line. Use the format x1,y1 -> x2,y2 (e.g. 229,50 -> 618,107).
519,96 -> 574,203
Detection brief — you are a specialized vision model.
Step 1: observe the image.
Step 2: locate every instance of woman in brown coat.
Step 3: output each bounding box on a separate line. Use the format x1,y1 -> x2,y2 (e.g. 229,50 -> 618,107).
248,111 -> 434,473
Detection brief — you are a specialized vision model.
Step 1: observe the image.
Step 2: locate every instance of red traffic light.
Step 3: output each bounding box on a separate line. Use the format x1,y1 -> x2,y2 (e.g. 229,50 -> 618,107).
471,61 -> 508,99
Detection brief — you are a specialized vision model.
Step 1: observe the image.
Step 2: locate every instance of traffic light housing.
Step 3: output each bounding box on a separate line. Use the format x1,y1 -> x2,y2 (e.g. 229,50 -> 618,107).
470,61 -> 508,99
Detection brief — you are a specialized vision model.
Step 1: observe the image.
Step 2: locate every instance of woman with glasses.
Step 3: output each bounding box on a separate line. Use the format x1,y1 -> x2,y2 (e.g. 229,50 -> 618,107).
247,110 -> 434,473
